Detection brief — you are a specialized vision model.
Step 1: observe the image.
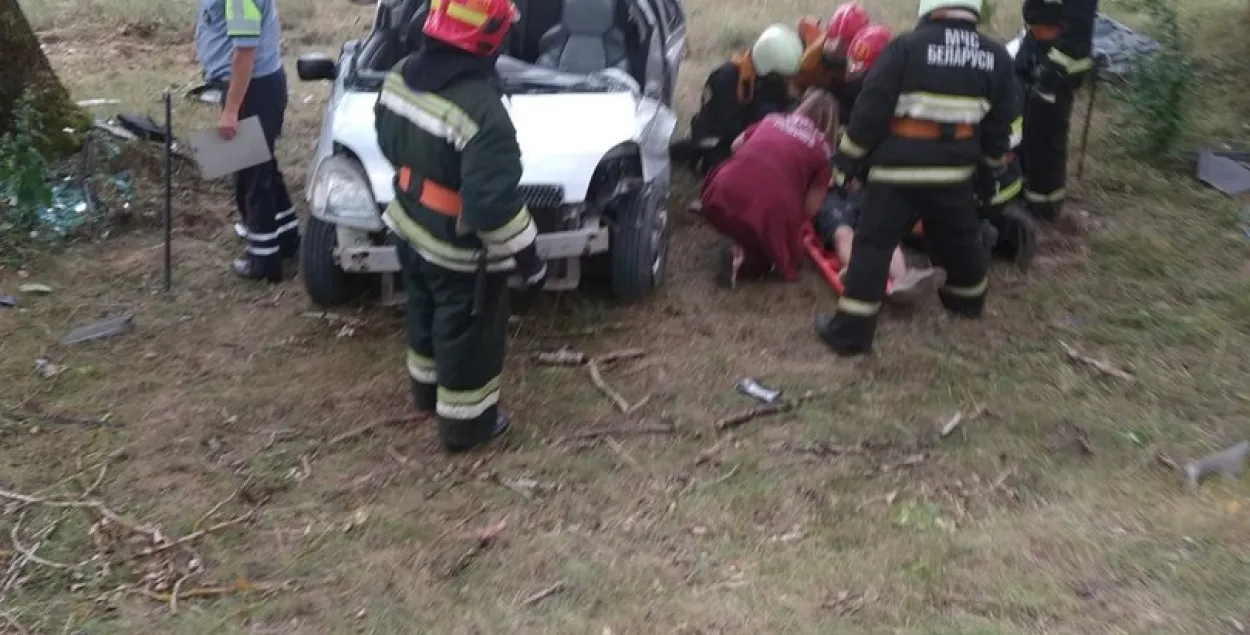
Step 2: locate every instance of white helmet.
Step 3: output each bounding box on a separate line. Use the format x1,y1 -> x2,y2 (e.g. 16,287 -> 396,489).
917,0 -> 982,18
751,24 -> 804,77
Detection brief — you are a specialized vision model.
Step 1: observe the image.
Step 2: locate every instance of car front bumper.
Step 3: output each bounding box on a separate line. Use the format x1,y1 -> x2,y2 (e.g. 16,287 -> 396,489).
336,225 -> 611,289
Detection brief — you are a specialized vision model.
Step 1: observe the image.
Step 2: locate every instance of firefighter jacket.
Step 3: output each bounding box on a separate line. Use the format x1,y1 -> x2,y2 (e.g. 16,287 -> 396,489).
374,68 -> 537,274
834,18 -> 1018,187
690,57 -> 793,158
1023,0 -> 1098,77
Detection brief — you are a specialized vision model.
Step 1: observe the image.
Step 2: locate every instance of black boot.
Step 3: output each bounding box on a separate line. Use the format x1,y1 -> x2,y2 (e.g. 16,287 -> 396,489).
442,411 -> 511,453
814,313 -> 872,357
410,377 -> 436,415
232,254 -> 284,283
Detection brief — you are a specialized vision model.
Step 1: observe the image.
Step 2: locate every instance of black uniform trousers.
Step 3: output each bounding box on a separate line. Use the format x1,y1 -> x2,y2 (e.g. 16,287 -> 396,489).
1016,35 -> 1083,222
226,70 -> 298,261
823,181 -> 989,354
397,241 -> 510,451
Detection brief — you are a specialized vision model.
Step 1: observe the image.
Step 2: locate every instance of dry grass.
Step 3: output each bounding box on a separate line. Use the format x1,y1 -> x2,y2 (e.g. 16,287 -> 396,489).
3,0 -> 1250,633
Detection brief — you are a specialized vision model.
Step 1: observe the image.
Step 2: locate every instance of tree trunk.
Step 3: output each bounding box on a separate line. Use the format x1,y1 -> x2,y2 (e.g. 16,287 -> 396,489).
0,0 -> 89,154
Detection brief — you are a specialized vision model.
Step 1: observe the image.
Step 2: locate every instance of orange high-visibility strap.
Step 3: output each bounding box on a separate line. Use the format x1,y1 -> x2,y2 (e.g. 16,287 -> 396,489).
889,118 -> 975,141
397,166 -> 413,193
418,179 -> 463,217
731,51 -> 757,103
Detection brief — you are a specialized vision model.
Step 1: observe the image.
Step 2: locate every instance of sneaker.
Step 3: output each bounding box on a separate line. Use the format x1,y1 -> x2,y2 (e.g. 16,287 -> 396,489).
885,268 -> 944,307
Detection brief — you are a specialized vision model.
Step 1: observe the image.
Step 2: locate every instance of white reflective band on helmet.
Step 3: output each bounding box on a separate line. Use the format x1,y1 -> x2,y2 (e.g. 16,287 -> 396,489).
894,92 -> 990,124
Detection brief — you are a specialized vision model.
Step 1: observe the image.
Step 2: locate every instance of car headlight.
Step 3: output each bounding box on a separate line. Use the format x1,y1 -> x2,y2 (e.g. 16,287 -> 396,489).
311,156 -> 383,231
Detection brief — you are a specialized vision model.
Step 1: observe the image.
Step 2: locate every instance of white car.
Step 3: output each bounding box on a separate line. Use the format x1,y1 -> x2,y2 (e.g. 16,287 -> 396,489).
294,0 -> 687,307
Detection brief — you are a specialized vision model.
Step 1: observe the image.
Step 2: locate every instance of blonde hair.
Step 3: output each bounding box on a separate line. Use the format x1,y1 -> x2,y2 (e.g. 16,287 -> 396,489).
794,88 -> 839,142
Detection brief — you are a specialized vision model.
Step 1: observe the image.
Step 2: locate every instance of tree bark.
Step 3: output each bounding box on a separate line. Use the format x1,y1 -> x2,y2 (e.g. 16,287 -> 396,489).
0,0 -> 89,154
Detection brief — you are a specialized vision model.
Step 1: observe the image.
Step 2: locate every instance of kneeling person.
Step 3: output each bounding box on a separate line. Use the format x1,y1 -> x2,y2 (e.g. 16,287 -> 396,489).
682,24 -> 806,176
699,89 -> 838,287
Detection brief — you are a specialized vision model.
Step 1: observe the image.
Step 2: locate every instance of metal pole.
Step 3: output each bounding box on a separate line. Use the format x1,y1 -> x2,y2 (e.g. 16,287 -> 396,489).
163,90 -> 173,292
1076,60 -> 1102,181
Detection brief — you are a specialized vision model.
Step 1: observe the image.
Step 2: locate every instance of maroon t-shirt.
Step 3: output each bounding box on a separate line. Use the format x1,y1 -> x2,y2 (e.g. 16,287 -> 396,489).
700,113 -> 832,281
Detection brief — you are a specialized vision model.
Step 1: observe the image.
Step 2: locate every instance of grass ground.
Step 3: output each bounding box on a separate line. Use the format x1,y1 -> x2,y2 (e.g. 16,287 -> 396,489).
3,0 -> 1250,632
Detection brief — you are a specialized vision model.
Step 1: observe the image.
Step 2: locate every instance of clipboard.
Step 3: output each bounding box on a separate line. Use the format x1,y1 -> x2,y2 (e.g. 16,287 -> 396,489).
187,116 -> 273,180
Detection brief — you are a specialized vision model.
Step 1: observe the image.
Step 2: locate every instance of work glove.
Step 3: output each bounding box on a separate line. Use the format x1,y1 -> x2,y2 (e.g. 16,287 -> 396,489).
829,154 -> 858,197
514,244 -> 548,297
974,163 -> 1002,209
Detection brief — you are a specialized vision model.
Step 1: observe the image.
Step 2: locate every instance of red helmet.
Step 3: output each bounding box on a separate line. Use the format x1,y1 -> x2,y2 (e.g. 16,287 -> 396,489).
846,24 -> 891,74
423,0 -> 519,56
824,3 -> 870,54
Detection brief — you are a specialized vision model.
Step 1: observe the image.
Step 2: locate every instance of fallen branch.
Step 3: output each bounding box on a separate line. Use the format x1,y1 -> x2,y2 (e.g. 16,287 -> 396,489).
521,580 -> 566,607
1059,341 -> 1134,381
594,348 -> 647,365
588,360 -> 631,412
939,405 -> 988,438
568,422 -> 674,440
533,347 -> 646,367
328,414 -> 429,445
193,480 -> 250,532
714,390 -> 828,431
130,579 -> 285,604
140,512 -> 253,557
623,395 -> 652,415
8,514 -> 81,570
533,349 -> 586,366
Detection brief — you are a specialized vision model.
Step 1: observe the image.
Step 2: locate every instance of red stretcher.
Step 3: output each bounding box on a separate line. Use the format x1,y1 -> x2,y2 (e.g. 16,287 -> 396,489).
800,223 -> 894,296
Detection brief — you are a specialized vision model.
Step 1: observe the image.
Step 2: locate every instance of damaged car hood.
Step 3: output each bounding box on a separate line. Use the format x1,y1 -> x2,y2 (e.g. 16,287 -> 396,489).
330,90 -> 642,205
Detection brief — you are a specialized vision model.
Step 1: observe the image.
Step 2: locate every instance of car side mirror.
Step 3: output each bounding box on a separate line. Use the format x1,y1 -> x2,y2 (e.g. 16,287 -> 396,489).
297,53 -> 338,81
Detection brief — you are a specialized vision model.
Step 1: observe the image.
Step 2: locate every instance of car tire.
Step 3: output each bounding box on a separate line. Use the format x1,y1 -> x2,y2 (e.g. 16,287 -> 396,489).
610,187 -> 668,302
301,216 -> 374,307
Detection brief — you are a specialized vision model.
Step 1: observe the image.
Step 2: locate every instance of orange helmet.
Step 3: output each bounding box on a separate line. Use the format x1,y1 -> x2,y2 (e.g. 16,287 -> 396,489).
824,3 -> 870,55
846,24 -> 891,75
423,0 -> 519,56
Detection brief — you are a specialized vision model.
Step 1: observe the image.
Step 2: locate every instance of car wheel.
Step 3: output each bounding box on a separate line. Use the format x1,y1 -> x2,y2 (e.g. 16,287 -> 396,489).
301,216 -> 375,307
610,187 -> 669,302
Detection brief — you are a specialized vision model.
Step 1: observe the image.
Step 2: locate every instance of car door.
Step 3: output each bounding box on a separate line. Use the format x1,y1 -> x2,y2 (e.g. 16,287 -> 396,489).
636,0 -> 683,105
653,0 -> 685,99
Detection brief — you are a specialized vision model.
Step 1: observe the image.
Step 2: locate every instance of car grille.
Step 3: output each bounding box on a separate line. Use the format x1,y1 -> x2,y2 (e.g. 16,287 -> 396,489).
520,184 -> 565,210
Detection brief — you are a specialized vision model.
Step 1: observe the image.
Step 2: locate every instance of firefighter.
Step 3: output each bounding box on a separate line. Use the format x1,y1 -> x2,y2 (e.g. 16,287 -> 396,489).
792,3 -> 871,117
681,24 -> 806,175
374,0 -> 547,452
1016,0 -> 1097,232
813,0 -> 1018,356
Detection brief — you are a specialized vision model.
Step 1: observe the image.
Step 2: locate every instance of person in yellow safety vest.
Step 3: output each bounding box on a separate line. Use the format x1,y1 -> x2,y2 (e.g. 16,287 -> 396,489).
681,24 -> 805,176
374,0 -> 547,452
814,0 -> 1019,356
